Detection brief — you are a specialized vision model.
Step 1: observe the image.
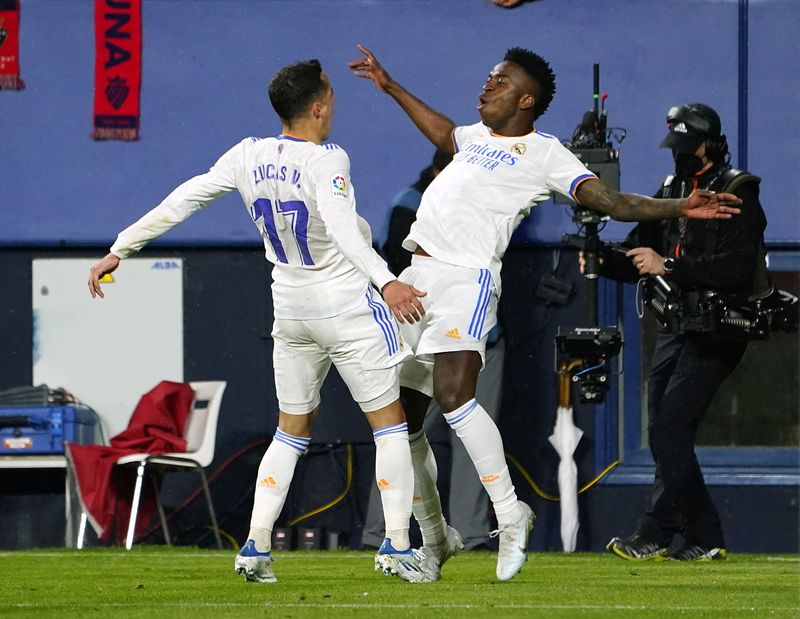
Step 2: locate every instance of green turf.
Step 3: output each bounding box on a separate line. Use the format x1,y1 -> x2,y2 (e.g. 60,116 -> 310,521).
0,548 -> 798,618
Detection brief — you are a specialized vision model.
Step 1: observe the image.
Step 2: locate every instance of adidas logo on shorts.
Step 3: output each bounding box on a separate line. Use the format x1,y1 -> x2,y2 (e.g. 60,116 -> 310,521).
445,328 -> 462,339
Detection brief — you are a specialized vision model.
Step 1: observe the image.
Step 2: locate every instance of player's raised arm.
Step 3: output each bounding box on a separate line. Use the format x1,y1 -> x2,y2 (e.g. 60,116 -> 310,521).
348,44 -> 456,154
575,178 -> 742,222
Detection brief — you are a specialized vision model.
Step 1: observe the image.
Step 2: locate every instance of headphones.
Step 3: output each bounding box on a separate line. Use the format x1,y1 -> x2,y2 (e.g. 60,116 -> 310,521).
707,134 -> 730,165
667,104 -> 730,164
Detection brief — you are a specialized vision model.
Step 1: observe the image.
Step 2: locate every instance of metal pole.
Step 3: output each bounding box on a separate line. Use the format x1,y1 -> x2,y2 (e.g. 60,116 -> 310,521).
738,0 -> 749,170
583,220 -> 600,326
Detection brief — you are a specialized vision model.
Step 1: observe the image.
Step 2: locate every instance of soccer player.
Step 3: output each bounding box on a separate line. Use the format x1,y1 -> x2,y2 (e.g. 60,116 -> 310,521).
349,45 -> 741,581
87,59 -> 434,584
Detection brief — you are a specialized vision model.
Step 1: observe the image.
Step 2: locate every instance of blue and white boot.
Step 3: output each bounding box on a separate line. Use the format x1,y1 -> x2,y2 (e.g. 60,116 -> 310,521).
235,539 -> 277,583
374,538 -> 436,583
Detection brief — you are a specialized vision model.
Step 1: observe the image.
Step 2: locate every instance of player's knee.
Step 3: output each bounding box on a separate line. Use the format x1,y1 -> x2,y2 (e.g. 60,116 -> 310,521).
363,397 -> 406,430
277,408 -> 317,437
433,379 -> 476,413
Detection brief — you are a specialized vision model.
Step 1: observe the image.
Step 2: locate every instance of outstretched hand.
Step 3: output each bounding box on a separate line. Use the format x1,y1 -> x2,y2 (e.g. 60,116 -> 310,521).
381,280 -> 427,324
682,189 -> 742,219
88,252 -> 121,299
348,44 -> 393,92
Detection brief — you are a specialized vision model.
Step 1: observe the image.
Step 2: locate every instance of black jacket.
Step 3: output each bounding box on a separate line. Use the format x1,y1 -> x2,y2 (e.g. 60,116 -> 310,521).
599,164 -> 767,301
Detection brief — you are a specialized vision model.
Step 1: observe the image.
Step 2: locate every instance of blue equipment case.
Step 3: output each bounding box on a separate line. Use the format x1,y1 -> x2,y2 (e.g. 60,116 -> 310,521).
0,405 -> 98,454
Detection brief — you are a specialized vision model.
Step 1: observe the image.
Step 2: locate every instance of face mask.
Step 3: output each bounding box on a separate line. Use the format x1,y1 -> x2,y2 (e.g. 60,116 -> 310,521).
673,151 -> 705,177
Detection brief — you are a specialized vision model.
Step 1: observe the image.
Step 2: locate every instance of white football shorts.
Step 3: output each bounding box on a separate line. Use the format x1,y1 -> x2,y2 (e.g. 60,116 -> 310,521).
272,286 -> 411,414
398,255 -> 498,396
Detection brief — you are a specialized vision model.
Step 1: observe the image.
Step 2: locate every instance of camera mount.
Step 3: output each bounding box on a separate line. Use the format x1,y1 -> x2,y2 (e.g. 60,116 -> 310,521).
553,63 -> 623,406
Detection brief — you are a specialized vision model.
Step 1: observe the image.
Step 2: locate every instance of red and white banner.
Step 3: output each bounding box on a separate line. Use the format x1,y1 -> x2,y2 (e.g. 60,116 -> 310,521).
0,0 -> 24,91
93,0 -> 141,141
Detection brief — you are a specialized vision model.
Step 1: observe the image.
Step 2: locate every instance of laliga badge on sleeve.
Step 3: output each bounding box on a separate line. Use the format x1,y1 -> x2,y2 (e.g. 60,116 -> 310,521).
330,173 -> 349,199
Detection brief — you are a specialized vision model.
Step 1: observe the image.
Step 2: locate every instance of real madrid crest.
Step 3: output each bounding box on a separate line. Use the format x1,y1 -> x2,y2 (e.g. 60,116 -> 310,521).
511,143 -> 527,156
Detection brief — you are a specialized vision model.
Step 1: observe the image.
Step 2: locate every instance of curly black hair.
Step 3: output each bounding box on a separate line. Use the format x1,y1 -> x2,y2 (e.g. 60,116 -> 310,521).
504,47 -> 556,120
268,59 -> 327,123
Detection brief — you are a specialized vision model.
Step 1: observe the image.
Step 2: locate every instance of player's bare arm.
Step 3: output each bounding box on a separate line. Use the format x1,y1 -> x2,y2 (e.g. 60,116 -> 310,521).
349,44 -> 456,154
381,279 -> 427,324
575,178 -> 742,222
87,252 -> 121,299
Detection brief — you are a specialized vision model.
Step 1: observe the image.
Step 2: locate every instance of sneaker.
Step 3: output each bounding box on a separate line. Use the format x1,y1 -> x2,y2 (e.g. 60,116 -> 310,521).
671,545 -> 728,561
374,538 -> 437,583
491,501 -> 535,581
235,539 -> 277,583
606,535 -> 669,561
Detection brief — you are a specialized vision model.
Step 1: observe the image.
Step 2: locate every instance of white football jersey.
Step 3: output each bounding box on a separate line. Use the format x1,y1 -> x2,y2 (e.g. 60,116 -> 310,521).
111,136 -> 395,319
403,122 -> 596,290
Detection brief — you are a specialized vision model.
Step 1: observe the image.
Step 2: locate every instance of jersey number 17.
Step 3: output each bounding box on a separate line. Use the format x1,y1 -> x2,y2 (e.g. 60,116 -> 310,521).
250,198 -> 314,266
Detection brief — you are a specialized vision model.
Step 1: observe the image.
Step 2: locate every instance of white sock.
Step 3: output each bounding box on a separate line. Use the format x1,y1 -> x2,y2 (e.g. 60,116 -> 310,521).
248,526 -> 271,552
408,429 -> 447,547
444,399 -> 522,526
373,422 -> 412,551
248,428 -> 310,552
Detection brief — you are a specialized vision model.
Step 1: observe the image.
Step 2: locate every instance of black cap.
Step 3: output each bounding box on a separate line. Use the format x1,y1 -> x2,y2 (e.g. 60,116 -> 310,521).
660,103 -> 722,154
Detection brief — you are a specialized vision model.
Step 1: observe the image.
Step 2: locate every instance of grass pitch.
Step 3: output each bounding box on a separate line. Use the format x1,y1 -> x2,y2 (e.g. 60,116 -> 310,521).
0,547 -> 798,618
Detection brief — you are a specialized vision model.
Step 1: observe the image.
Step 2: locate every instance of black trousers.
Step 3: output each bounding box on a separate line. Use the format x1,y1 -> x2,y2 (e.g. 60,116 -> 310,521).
636,331 -> 747,548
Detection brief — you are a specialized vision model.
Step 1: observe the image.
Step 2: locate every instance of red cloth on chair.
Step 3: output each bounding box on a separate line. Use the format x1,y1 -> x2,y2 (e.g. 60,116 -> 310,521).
66,381 -> 195,544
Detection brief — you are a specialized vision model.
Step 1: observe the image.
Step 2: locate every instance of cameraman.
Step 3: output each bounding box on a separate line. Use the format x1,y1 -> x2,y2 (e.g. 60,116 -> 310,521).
590,103 -> 767,561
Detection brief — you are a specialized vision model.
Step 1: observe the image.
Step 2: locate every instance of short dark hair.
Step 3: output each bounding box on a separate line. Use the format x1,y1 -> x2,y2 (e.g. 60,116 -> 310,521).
268,59 -> 326,123
503,47 -> 556,119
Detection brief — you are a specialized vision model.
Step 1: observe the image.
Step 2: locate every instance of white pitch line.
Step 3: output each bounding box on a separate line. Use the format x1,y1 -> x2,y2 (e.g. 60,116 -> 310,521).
4,602 -> 800,611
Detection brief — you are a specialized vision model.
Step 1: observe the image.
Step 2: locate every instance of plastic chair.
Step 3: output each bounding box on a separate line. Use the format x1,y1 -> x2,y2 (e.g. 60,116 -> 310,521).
76,380 -> 227,550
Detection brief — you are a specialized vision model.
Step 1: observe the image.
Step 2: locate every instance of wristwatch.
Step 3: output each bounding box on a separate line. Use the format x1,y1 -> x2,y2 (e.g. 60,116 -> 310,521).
663,257 -> 676,274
